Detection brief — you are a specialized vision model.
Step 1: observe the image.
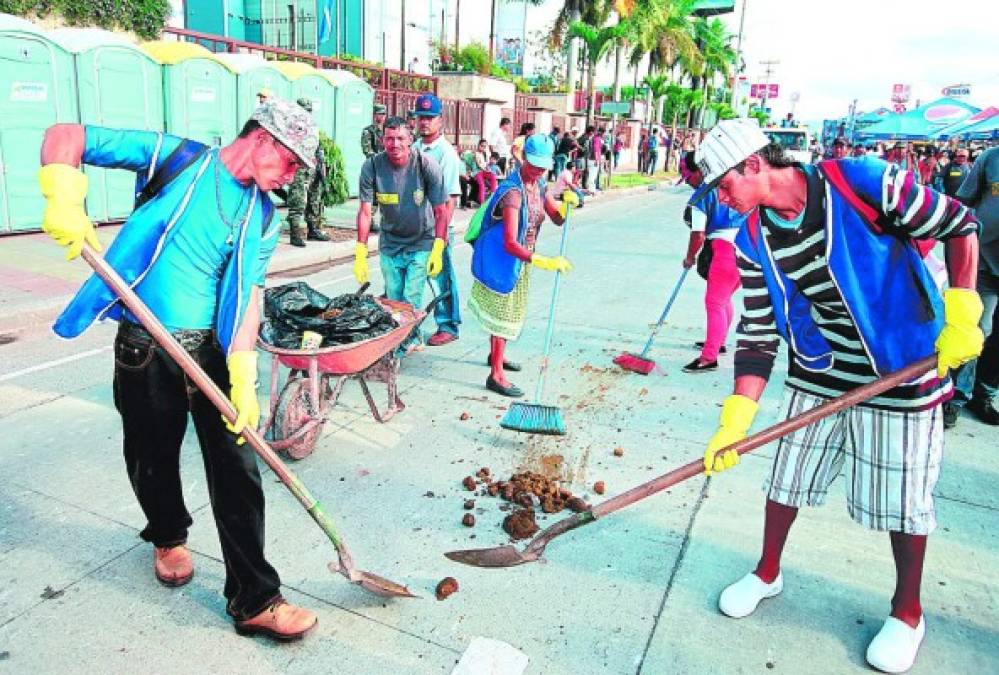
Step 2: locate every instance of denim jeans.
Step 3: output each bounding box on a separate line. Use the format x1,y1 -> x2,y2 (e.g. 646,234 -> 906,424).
554,153 -> 568,177
380,248 -> 430,352
112,321 -> 281,621
429,231 -> 461,337
953,270 -> 999,405
647,150 -> 659,175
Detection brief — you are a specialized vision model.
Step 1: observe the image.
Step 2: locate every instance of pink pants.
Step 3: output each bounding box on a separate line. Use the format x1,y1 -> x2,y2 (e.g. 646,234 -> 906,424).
701,238 -> 741,362
475,171 -> 498,202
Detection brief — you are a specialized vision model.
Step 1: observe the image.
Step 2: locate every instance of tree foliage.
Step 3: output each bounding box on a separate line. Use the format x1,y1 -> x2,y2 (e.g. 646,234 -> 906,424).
319,133 -> 349,208
1,0 -> 170,40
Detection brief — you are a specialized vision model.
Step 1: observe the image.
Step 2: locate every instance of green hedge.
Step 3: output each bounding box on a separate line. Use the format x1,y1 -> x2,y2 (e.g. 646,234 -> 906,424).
0,0 -> 170,40
319,133 -> 349,207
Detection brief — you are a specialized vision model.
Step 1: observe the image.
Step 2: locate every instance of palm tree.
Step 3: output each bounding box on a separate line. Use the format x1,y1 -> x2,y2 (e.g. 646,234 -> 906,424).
538,1 -> 616,95
691,17 -> 737,128
569,19 -> 628,125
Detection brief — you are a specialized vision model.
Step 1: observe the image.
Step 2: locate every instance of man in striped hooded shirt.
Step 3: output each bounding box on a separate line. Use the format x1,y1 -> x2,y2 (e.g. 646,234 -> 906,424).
693,120 -> 982,674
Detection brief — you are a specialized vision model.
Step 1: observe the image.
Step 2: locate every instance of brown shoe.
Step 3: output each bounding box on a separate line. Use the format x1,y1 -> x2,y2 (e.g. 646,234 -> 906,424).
235,599 -> 317,642
154,545 -> 193,587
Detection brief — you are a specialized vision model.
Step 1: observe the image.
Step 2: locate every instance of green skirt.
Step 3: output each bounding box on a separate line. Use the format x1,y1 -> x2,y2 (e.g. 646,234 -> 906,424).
468,266 -> 532,341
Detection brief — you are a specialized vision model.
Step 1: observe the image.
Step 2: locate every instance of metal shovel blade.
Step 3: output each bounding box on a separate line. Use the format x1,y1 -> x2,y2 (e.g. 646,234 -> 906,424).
327,561 -> 418,598
444,545 -> 541,568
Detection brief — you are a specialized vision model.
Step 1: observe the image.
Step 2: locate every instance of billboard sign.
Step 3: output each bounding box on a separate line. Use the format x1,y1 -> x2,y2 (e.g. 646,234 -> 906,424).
750,83 -> 779,99
891,83 -> 911,104
941,84 -> 971,98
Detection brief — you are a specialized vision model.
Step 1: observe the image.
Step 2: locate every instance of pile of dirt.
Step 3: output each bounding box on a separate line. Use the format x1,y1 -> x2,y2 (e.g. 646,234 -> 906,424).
458,467 -> 593,541
502,508 -> 539,540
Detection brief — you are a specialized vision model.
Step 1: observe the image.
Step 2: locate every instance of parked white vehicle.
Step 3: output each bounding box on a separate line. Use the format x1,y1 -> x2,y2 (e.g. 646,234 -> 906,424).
764,128 -> 813,164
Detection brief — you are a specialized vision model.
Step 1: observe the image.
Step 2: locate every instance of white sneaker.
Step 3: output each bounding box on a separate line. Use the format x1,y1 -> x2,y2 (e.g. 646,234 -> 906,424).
718,572 -> 783,618
866,616 -> 925,673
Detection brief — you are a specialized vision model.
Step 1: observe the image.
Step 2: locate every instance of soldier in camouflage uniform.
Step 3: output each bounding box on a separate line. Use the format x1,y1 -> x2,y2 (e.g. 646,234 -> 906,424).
361,103 -> 386,158
286,98 -> 331,247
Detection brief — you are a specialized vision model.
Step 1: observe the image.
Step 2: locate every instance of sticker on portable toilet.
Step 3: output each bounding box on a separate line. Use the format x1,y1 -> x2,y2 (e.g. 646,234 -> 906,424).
191,87 -> 216,103
10,82 -> 48,102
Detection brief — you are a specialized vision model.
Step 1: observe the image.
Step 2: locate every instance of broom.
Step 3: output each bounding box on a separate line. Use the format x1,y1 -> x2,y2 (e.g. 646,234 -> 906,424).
500,204 -> 574,435
613,266 -> 690,375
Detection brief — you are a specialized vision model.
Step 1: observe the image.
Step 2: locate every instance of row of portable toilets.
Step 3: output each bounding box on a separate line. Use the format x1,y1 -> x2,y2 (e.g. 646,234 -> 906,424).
0,13 -> 374,234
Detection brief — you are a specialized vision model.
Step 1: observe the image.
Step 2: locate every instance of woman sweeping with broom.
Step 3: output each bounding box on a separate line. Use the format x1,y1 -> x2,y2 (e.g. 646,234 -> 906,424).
468,134 -> 578,398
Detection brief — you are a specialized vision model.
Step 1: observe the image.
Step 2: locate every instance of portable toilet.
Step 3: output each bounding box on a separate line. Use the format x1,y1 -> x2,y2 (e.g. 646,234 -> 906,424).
214,53 -> 292,124
272,61 -> 336,137
141,40 -> 237,147
50,28 -> 164,223
0,23 -> 79,234
323,69 -> 373,198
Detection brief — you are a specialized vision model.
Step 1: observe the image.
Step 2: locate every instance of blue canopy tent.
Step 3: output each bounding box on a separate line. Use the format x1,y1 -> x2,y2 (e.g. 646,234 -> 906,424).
856,98 -> 980,141
935,107 -> 999,140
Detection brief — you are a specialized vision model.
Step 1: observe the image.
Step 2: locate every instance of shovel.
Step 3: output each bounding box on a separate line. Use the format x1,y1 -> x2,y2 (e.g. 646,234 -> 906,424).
445,355 -> 937,568
80,244 -> 415,598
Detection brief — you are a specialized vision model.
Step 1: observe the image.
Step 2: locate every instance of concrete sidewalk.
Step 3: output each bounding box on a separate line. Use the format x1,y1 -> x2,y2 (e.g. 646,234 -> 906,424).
2,185 -> 993,674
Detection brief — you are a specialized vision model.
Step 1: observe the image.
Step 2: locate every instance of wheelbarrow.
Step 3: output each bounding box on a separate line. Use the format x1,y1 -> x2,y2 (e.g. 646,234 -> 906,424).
258,293 -> 445,460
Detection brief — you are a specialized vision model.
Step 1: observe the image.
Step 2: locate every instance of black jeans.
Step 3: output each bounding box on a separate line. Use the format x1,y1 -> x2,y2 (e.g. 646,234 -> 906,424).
112,321 -> 281,620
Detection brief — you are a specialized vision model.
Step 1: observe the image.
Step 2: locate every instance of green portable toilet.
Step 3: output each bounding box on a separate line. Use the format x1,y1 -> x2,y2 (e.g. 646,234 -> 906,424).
324,69 -> 373,198
50,28 -> 165,223
141,40 -> 237,147
0,19 -> 79,234
214,53 -> 292,124
273,61 -> 336,137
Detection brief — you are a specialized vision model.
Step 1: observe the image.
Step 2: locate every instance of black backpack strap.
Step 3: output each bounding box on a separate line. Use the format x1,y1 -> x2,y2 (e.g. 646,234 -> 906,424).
134,139 -> 209,209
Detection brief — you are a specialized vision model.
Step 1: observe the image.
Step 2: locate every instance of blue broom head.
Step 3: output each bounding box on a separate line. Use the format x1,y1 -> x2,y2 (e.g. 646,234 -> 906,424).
500,402 -> 566,435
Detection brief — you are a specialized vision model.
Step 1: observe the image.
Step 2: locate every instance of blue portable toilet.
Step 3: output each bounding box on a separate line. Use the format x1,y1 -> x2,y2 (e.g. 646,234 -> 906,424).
141,40 -> 238,147
0,17 -> 78,233
50,28 -> 165,223
214,53 -> 293,124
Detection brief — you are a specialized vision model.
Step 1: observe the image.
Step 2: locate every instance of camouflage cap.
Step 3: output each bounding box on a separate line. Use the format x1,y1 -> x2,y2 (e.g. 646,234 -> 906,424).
296,97 -> 313,112
373,103 -> 387,114
250,97 -> 318,168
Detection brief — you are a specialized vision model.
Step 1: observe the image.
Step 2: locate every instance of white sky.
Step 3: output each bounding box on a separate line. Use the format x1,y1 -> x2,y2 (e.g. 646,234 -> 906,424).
453,0 -> 999,123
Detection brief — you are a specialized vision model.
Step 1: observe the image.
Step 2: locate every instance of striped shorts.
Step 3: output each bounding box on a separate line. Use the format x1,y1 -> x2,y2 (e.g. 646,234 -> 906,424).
764,387 -> 944,535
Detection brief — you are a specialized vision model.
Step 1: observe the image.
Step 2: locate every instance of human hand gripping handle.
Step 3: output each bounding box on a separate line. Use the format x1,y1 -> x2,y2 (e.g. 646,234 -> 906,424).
558,190 -> 579,219
353,242 -> 369,285
935,288 -> 984,378
704,394 -> 759,475
427,237 -> 447,277
38,164 -> 102,260
225,351 -> 260,445
531,254 -> 573,274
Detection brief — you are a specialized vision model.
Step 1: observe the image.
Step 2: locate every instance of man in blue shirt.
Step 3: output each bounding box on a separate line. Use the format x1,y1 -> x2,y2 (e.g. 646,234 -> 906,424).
38,99 -> 320,641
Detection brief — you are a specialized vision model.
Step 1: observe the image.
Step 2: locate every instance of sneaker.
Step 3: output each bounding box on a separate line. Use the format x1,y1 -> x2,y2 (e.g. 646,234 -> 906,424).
235,599 -> 317,642
942,401 -> 959,429
866,615 -> 925,673
683,357 -> 718,373
154,544 -> 193,587
694,342 -> 727,354
718,572 -> 783,619
967,397 -> 999,425
427,331 -> 458,347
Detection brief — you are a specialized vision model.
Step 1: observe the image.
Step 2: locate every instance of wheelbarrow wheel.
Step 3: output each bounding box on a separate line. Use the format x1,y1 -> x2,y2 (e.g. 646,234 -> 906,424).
272,377 -> 325,460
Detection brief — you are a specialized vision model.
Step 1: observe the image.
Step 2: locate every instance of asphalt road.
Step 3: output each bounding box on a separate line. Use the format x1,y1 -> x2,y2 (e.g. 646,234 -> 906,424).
1,186 -> 996,674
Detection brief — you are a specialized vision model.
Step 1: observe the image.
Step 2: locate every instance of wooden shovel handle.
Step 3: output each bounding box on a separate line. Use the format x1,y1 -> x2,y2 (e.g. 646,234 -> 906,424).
590,355 -> 938,520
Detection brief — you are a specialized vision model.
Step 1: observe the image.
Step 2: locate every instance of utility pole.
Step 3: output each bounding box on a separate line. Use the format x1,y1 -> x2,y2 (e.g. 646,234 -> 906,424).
400,0 -> 407,71
489,0 -> 496,62
758,59 -> 779,121
730,0 -> 747,109
455,0 -> 460,51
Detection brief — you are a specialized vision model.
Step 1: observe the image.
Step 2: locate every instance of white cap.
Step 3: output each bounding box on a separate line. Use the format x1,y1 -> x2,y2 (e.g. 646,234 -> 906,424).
695,119 -> 770,187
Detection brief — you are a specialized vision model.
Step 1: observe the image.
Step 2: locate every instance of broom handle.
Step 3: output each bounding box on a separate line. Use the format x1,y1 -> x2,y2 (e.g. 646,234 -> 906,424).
589,355 -> 938,520
534,204 -> 573,402
79,244 -> 353,556
638,266 -> 689,358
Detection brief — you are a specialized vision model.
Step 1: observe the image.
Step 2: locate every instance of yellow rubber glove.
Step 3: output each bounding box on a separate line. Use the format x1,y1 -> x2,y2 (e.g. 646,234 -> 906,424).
531,253 -> 573,274
935,288 -> 985,378
427,237 -> 447,278
225,351 -> 260,445
704,394 -> 759,475
558,190 -> 580,219
38,164 -> 101,260
353,242 -> 369,285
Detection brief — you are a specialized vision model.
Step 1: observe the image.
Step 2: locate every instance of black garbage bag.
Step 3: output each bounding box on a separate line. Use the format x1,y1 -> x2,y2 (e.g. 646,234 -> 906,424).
260,282 -> 398,349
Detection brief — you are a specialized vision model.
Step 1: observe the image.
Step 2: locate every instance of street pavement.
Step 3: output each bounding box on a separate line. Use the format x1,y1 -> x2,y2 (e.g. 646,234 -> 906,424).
0,185 -> 997,674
